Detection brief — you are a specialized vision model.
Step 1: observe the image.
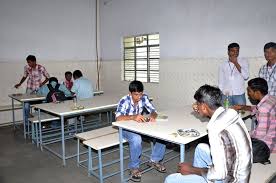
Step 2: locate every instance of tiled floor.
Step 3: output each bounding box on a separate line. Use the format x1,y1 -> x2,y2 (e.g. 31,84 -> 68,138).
0,125 -> 200,183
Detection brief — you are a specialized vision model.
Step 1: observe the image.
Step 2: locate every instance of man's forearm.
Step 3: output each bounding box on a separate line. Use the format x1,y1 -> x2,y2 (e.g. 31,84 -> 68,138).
40,78 -> 49,86
116,115 -> 135,121
19,77 -> 27,85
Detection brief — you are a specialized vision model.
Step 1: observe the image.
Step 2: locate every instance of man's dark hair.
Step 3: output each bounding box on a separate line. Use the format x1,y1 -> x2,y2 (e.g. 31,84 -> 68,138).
48,77 -> 58,84
194,85 -> 222,110
228,43 -> 240,51
73,70 -> 83,79
65,71 -> 72,76
26,55 -> 36,62
129,80 -> 144,93
248,78 -> 268,96
264,42 -> 276,51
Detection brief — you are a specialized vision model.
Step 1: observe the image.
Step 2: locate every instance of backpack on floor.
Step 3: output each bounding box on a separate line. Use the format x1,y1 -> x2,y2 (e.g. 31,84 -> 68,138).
46,84 -> 66,103
251,137 -> 271,165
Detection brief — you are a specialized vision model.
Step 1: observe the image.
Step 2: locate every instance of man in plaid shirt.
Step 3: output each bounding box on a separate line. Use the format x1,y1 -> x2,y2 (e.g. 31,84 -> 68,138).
14,55 -> 50,128
234,78 -> 276,153
115,80 -> 166,182
15,55 -> 50,93
259,42 -> 276,96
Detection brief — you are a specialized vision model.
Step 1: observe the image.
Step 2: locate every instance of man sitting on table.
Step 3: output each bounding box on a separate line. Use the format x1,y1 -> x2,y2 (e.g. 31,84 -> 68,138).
233,78 -> 276,153
115,80 -> 166,182
165,85 -> 252,183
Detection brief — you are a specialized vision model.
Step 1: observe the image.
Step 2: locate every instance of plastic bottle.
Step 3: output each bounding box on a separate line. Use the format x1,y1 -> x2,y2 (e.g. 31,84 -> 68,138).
224,92 -> 230,109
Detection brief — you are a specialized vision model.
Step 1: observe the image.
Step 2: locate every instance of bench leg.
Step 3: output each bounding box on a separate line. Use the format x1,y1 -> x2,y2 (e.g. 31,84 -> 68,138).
31,122 -> 35,144
88,147 -> 92,177
35,123 -> 39,147
38,109 -> 43,151
98,149 -> 103,183
77,139 -> 80,167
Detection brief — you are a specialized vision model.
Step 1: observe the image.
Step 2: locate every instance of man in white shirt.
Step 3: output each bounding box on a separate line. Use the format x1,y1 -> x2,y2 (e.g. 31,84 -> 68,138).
165,85 -> 252,183
218,43 -> 249,105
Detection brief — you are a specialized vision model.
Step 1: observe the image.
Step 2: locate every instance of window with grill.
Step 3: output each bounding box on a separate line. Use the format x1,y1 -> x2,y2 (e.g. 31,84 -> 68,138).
123,33 -> 159,83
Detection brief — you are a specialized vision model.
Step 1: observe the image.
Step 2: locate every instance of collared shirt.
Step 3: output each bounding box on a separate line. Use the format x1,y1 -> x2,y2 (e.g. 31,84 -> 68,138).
115,94 -> 155,118
218,58 -> 249,95
23,64 -> 50,91
37,81 -> 72,97
251,95 -> 276,153
71,77 -> 94,100
259,64 -> 276,96
64,80 -> 73,90
206,107 -> 252,183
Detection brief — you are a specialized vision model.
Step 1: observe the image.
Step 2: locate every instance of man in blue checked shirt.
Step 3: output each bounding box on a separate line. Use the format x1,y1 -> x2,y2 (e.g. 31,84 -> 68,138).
115,80 -> 166,182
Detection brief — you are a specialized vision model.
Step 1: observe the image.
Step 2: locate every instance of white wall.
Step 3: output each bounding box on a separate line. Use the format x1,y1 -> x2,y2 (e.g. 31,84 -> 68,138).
0,0 -> 97,61
100,0 -> 276,59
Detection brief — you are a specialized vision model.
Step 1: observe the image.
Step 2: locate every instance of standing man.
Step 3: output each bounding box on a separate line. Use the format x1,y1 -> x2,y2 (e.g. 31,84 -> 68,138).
165,85 -> 252,183
116,80 -> 166,182
218,43 -> 249,105
259,42 -> 276,96
15,55 -> 50,94
14,55 -> 50,128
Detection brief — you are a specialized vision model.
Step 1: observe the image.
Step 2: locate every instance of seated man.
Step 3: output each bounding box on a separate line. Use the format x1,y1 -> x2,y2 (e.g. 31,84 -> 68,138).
116,80 -> 166,182
165,85 -> 252,183
37,77 -> 71,128
71,70 -> 94,100
233,77 -> 276,153
37,77 -> 71,98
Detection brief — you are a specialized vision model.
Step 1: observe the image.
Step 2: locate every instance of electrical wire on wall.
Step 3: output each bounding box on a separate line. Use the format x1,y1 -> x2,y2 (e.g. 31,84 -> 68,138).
95,0 -> 102,91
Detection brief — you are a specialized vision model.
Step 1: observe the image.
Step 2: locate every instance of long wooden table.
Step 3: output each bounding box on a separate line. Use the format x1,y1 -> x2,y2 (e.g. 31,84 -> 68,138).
112,106 -> 209,182
33,94 -> 120,166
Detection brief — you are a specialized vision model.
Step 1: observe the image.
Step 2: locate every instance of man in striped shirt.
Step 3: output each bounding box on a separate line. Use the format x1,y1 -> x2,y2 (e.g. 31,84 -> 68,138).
116,80 -> 166,182
259,42 -> 276,96
165,85 -> 252,183
233,78 -> 276,153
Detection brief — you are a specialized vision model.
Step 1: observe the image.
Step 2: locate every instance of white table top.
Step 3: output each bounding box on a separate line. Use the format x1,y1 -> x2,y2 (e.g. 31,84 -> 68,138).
8,93 -> 45,102
112,106 -> 209,145
8,90 -> 105,103
33,94 -> 120,116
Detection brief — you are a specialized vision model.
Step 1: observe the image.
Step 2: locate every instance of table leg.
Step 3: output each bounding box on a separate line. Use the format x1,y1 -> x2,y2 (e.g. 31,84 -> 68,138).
22,102 -> 26,139
180,144 -> 185,162
119,127 -> 125,183
61,116 -> 66,166
12,98 -> 15,130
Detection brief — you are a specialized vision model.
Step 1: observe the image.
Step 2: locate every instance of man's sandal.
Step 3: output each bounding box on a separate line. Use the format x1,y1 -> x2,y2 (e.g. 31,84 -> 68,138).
147,161 -> 167,173
130,169 -> 141,182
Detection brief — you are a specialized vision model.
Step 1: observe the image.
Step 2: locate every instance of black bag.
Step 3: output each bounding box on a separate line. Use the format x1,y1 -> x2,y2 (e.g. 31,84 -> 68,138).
251,138 -> 271,165
46,84 -> 67,103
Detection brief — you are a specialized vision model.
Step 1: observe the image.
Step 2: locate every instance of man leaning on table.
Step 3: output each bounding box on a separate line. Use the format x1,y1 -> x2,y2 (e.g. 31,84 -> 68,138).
115,80 -> 166,182
165,85 -> 252,183
14,55 -> 50,127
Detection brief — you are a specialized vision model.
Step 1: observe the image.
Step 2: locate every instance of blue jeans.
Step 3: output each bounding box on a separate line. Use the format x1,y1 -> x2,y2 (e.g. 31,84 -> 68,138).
24,102 -> 30,127
123,130 -> 166,169
222,93 -> 246,106
165,143 -> 223,183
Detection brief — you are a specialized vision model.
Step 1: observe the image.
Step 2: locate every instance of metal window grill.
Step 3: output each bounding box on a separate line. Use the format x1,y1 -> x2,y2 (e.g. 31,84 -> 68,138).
123,33 -> 159,83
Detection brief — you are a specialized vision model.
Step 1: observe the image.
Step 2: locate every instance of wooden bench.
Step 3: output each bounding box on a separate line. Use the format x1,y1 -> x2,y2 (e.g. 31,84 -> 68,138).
83,133 -> 127,183
75,126 -> 118,166
28,113 -> 60,147
250,153 -> 276,183
0,104 -> 22,112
